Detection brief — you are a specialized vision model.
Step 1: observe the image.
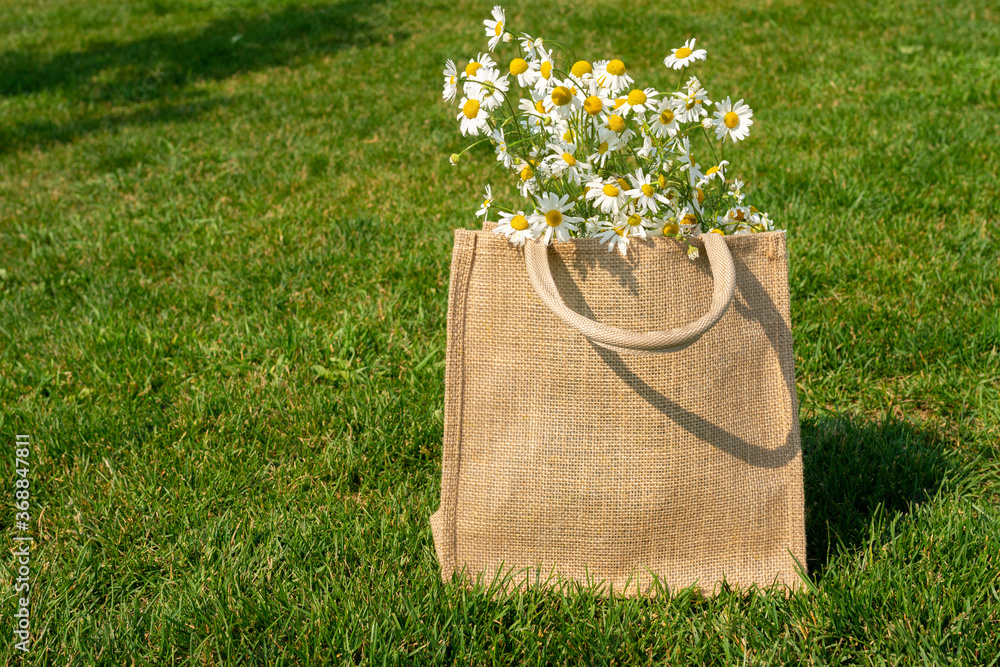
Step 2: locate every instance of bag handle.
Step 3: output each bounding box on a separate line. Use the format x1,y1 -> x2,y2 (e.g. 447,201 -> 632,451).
524,233 -> 736,354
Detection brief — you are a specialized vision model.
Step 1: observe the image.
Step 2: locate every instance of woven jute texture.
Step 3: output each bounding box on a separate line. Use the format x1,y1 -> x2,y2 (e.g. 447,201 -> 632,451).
430,229 -> 806,596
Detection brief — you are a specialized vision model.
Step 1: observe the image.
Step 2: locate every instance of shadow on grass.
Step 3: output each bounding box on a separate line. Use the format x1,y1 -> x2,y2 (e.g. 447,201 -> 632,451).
801,415 -> 951,575
0,97 -> 227,159
0,1 -> 400,152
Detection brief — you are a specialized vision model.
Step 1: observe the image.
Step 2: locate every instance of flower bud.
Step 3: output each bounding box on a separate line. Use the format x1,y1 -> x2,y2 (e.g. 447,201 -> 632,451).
450,153 -> 461,165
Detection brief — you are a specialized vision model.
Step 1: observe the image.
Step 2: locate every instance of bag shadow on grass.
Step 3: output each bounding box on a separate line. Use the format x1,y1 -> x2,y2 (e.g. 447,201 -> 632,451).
800,415 -> 950,575
0,1 -> 401,152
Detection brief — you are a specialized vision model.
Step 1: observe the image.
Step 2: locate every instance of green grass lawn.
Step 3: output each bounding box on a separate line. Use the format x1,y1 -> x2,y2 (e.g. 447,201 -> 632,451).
1,0 -> 999,663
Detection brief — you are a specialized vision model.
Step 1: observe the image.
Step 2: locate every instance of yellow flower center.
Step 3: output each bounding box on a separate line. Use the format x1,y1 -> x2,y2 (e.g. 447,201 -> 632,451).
571,60 -> 592,77
614,226 -> 625,237
697,188 -> 705,205
551,86 -> 573,106
675,46 -> 693,59
606,59 -> 626,76
563,152 -> 577,166
617,177 -> 629,190
602,184 -> 619,197
641,184 -> 655,196
627,214 -> 642,227
583,96 -> 604,115
540,61 -> 552,79
462,99 -> 481,119
563,130 -> 573,141
724,111 -> 740,129
598,141 -> 609,154
706,166 -> 719,176
534,100 -> 546,114
659,109 -> 674,124
509,58 -> 529,75
730,209 -> 746,221
607,114 -> 626,133
682,213 -> 698,225
465,62 -> 482,77
710,228 -> 725,235
511,214 -> 529,231
545,210 -> 563,226
520,165 -> 533,181
495,21 -> 503,36
657,174 -> 667,188
626,89 -> 647,106
663,221 -> 680,235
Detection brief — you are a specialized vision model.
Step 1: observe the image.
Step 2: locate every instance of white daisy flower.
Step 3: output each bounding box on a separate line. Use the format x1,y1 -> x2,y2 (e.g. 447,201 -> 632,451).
457,96 -> 490,136
585,176 -> 629,215
583,215 -> 604,236
723,206 -> 752,230
518,91 -> 548,118
508,56 -> 541,88
476,185 -> 494,220
465,67 -> 509,110
594,59 -> 633,94
569,60 -> 594,86
483,6 -> 506,52
673,77 -> 711,123
491,129 -> 514,169
581,91 -> 612,118
586,128 -> 619,168
649,98 -> 681,137
494,210 -> 537,246
700,160 -> 729,184
590,60 -> 611,93
543,80 -> 583,118
533,49 -> 557,93
712,97 -> 754,143
729,178 -> 745,204
675,206 -> 702,236
654,182 -> 679,210
748,208 -> 774,231
602,112 -> 629,136
595,220 -> 630,256
624,168 -> 662,213
530,192 -> 583,244
515,160 -> 539,196
520,33 -> 546,61
552,122 -> 579,145
544,143 -> 592,185
442,59 -> 459,103
652,215 -> 681,238
663,38 -> 708,70
464,53 -> 497,78
617,87 -> 659,117
619,204 -> 656,239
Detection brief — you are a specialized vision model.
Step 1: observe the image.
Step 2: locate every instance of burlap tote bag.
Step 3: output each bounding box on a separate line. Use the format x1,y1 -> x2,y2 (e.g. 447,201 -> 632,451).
430,228 -> 806,596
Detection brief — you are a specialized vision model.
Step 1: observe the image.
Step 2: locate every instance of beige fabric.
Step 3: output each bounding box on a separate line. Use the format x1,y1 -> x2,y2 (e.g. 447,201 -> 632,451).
431,229 -> 806,596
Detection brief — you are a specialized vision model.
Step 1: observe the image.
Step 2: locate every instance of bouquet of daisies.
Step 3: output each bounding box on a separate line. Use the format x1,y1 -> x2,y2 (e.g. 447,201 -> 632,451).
443,6 -> 775,258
